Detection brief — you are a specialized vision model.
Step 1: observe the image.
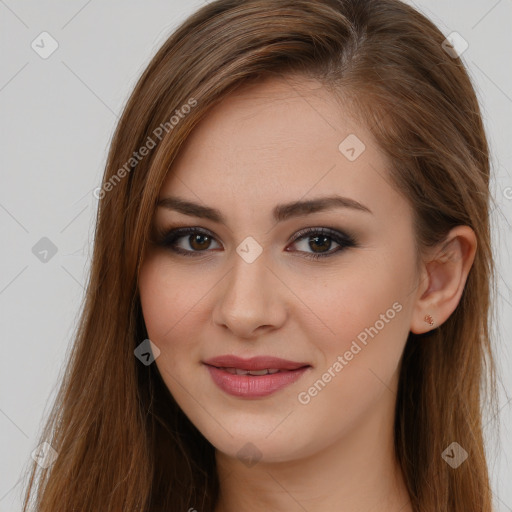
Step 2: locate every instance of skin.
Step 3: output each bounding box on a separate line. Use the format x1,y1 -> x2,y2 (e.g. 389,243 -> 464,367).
138,76 -> 476,512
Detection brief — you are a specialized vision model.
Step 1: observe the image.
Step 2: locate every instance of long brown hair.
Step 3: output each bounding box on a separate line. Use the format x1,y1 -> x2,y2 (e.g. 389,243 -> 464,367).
21,1 -> 498,510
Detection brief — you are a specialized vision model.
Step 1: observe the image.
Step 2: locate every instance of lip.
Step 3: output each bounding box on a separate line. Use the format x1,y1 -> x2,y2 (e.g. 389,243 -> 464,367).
203,355 -> 311,398
203,355 -> 309,371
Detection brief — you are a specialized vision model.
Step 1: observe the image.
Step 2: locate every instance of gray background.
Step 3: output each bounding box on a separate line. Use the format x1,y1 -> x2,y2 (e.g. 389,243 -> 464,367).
0,1 -> 511,511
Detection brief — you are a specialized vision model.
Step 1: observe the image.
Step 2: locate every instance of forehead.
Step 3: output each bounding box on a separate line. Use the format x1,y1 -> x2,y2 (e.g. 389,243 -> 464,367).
178,77 -> 363,165
158,76 -> 405,225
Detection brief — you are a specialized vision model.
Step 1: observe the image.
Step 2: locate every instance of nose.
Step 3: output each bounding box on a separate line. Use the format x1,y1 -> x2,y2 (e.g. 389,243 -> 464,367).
212,249 -> 287,340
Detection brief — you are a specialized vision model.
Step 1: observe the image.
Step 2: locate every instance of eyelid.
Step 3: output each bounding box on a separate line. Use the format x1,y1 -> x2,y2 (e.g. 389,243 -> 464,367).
290,226 -> 356,245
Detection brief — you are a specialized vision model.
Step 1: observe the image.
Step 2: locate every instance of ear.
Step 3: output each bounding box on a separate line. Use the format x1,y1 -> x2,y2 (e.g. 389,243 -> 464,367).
410,225 -> 477,334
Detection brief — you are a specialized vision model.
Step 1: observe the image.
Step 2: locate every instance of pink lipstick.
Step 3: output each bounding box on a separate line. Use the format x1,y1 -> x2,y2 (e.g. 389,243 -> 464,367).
203,355 -> 311,398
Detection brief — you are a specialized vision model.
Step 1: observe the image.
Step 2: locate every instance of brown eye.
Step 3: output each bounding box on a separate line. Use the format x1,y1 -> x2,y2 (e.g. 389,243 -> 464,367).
306,234 -> 333,253
155,227 -> 222,257
287,227 -> 356,260
188,233 -> 213,251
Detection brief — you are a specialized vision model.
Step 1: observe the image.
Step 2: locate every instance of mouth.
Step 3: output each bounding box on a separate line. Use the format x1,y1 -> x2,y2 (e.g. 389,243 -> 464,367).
203,354 -> 310,371
203,355 -> 311,398
212,367 -> 288,375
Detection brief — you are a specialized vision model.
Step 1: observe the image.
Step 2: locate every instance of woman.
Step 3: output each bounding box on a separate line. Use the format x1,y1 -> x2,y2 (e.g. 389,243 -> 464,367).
22,0 -> 498,510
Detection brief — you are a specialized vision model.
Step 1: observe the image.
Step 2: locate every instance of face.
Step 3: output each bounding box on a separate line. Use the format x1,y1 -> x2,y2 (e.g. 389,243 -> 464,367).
138,77 -> 421,464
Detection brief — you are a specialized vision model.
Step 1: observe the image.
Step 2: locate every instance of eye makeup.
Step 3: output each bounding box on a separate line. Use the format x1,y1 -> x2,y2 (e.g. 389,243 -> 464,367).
151,224 -> 358,261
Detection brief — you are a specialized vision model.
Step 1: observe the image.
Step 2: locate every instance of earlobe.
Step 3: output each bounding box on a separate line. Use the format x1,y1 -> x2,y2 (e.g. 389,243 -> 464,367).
410,225 -> 477,334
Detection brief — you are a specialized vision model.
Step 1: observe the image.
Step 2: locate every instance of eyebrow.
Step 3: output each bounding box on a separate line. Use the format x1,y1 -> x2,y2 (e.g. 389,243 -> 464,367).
157,194 -> 372,224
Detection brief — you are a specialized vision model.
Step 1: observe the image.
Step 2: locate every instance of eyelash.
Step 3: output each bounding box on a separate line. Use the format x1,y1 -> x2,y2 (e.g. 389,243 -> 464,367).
153,225 -> 357,261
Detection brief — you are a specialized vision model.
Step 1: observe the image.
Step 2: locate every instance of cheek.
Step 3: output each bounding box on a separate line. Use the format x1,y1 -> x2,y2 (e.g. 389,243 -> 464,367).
138,254 -> 223,381
138,257 -> 196,364
293,255 -> 413,356
294,251 -> 416,420
139,254 -> 206,335
291,270 -> 412,451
